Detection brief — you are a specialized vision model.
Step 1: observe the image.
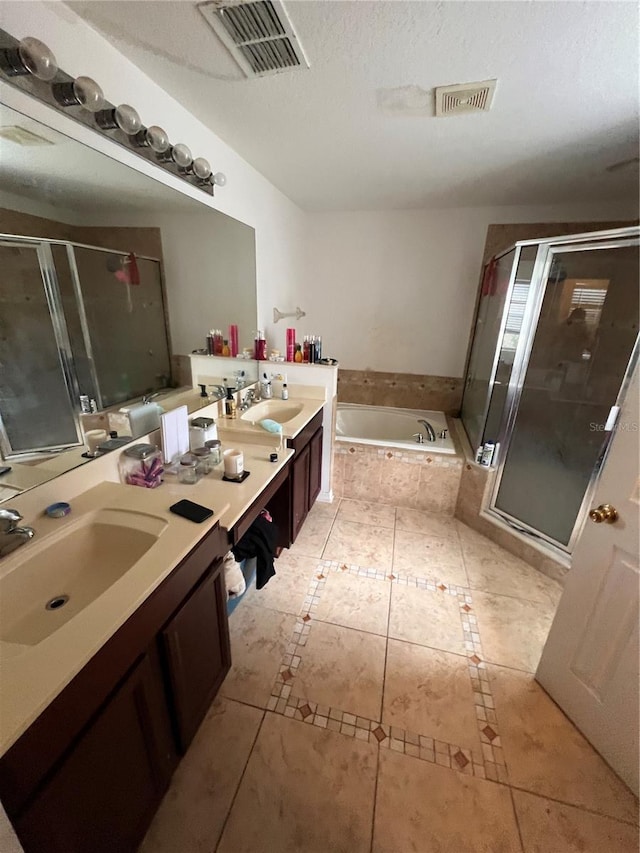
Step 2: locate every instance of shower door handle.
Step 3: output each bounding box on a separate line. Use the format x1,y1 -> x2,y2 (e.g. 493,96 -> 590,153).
588,504 -> 619,524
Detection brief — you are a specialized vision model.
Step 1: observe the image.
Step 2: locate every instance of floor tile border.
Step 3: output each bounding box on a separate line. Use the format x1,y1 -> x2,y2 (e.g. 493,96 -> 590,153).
265,556 -> 509,785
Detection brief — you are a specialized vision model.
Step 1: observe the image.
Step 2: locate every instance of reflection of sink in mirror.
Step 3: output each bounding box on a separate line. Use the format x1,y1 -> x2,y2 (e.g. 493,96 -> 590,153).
0,509 -> 167,647
241,401 -> 304,424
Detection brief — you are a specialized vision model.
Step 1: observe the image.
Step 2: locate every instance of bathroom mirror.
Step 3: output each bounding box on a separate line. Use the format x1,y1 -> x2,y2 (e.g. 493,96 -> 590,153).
0,101 -> 258,500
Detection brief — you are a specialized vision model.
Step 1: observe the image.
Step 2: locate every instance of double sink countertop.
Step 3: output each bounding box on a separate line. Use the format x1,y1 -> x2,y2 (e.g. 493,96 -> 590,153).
0,389 -> 325,758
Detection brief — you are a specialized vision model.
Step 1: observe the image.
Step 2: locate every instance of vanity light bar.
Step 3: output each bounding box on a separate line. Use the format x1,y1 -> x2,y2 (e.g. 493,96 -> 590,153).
0,28 -> 226,196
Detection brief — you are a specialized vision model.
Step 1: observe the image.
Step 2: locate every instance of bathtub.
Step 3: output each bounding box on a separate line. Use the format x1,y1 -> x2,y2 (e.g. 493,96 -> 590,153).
335,403 -> 456,455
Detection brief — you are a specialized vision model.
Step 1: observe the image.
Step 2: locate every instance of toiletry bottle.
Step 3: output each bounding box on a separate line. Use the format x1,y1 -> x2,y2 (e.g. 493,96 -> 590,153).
303,336 -> 310,363
294,344 -> 302,362
229,324 -> 239,357
281,383 -> 289,400
255,330 -> 267,360
207,330 -> 215,355
225,386 -> 237,418
286,328 -> 296,362
316,335 -> 322,361
222,339 -> 230,357
480,441 -> 496,466
261,372 -> 273,399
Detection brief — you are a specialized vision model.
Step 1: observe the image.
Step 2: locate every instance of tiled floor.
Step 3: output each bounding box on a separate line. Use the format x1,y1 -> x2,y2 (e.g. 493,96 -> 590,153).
140,499 -> 639,853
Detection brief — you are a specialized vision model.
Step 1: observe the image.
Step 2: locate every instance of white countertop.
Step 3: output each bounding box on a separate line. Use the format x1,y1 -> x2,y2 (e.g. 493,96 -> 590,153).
0,433 -> 296,757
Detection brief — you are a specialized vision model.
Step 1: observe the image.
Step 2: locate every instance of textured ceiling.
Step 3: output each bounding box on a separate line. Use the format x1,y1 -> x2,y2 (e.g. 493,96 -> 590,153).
68,0 -> 639,211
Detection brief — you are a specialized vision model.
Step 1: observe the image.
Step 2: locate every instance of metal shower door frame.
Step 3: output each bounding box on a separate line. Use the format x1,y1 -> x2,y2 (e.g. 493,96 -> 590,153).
486,233 -> 640,555
0,236 -> 84,457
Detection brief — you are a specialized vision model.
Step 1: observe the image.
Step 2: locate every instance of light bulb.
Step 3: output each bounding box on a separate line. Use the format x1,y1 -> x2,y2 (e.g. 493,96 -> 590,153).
192,157 -> 212,181
95,104 -> 142,135
19,37 -> 58,81
114,104 -> 142,134
146,125 -> 170,154
73,77 -> 104,112
0,36 -> 58,81
213,172 -> 227,187
171,143 -> 193,169
53,75 -> 104,111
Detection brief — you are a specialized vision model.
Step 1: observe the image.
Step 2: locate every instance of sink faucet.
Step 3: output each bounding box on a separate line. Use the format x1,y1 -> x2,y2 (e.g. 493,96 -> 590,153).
417,419 -> 436,442
141,391 -> 161,405
239,388 -> 256,411
0,508 -> 35,558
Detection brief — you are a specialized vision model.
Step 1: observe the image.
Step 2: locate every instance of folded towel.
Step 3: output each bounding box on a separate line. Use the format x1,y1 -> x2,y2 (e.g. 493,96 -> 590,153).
222,550 -> 246,600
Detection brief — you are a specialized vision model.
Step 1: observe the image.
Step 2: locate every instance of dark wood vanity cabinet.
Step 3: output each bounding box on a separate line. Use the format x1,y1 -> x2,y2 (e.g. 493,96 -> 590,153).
161,567 -> 230,752
289,410 -> 324,542
0,523 -> 230,853
14,650 -> 174,853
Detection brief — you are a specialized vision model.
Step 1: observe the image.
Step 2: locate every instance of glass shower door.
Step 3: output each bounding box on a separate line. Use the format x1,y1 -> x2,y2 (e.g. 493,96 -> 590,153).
0,240 -> 81,455
491,239 -> 639,549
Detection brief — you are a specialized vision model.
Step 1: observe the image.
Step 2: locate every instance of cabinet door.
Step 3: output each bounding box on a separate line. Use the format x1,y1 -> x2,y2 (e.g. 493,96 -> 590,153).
15,652 -> 173,853
161,567 -> 231,752
291,443 -> 311,541
308,427 -> 323,507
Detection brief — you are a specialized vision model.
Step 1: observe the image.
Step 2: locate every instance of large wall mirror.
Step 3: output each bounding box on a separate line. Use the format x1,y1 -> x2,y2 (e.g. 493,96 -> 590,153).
0,101 -> 258,501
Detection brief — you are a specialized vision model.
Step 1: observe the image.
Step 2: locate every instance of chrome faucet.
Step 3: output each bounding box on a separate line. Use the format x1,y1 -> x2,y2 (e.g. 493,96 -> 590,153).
0,508 -> 35,558
239,388 -> 256,411
417,419 -> 436,442
206,385 -> 228,401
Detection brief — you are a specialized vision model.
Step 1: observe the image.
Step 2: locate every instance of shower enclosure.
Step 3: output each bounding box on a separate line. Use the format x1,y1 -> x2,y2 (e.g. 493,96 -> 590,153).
461,226 -> 639,554
0,236 -> 171,457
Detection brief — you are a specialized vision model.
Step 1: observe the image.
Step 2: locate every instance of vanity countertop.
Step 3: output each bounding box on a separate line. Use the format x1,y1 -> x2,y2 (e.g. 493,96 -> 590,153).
216,392 -> 325,444
0,435 -> 294,758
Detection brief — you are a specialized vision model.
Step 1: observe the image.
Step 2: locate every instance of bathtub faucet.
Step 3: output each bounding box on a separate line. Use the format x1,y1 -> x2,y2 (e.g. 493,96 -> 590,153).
417,419 -> 436,442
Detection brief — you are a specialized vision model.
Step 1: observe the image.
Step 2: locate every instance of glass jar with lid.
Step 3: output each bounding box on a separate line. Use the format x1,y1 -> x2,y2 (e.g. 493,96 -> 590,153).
204,438 -> 222,465
178,453 -> 201,485
193,446 -> 214,475
118,443 -> 163,488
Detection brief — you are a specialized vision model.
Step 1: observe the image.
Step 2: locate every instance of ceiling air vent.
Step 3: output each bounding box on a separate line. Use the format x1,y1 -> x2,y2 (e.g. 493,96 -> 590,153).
198,0 -> 309,78
435,79 -> 497,117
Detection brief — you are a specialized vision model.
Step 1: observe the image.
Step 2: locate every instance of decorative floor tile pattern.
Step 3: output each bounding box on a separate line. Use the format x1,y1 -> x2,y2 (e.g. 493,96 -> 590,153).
265,555 -> 510,783
143,499 -> 639,853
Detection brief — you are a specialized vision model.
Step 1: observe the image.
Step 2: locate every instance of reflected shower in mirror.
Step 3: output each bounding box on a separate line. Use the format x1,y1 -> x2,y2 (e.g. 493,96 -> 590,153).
0,101 -> 258,500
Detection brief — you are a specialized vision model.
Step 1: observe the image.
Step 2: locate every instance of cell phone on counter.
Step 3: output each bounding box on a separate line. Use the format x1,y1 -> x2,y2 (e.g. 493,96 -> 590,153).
169,499 -> 214,524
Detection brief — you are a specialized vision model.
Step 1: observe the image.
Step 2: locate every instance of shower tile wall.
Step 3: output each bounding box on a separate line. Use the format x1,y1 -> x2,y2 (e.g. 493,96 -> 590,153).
337,370 -> 462,415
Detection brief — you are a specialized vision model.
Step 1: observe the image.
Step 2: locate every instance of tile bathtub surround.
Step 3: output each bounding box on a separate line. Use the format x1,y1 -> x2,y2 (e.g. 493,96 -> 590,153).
335,441 -> 463,514
142,497 -> 638,853
337,368 -> 463,415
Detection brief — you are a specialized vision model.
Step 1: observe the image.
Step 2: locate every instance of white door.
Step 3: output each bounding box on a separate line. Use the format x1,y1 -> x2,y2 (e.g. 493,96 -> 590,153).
537,363 -> 639,795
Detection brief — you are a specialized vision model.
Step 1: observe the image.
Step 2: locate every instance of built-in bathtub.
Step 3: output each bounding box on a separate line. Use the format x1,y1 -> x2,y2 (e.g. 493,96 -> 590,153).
335,403 -> 456,454
333,404 -> 462,514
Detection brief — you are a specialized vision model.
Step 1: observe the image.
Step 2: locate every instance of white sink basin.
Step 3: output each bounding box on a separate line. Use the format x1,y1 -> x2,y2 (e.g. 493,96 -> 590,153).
241,400 -> 304,424
0,508 -> 167,646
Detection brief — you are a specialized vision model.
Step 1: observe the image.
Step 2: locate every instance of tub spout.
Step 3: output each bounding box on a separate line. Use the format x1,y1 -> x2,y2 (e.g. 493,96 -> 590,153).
417,419 -> 436,442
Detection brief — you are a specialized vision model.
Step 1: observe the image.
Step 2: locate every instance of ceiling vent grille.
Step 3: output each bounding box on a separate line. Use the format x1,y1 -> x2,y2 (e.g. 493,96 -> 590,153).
198,0 -> 309,78
435,79 -> 497,117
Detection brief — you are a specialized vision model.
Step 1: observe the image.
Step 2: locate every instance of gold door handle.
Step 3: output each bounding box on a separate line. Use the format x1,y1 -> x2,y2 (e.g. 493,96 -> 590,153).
589,504 -> 619,524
